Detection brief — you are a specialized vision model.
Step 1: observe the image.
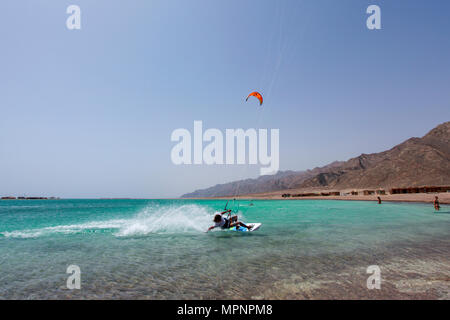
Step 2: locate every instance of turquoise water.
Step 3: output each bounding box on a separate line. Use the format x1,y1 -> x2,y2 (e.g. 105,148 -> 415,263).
0,199 -> 448,299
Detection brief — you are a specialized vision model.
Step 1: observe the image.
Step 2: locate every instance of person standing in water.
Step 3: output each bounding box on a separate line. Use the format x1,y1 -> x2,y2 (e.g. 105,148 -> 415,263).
434,196 -> 440,211
377,196 -> 382,204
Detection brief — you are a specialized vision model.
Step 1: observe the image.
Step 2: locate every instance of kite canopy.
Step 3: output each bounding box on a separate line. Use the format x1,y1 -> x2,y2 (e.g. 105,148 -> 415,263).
246,91 -> 263,106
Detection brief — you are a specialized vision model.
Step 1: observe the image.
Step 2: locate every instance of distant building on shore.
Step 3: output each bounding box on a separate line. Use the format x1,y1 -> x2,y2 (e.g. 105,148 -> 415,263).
280,185 -> 449,199
390,186 -> 450,194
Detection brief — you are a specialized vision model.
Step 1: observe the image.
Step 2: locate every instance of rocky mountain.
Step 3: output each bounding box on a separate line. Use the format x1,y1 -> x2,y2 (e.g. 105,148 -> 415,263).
181,122 -> 450,198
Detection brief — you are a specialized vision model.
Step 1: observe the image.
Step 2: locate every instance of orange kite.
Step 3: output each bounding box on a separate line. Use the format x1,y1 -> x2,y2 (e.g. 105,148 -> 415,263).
246,91 -> 263,106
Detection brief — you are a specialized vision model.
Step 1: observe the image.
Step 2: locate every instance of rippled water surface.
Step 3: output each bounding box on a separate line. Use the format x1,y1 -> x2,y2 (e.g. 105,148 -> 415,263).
0,199 -> 448,299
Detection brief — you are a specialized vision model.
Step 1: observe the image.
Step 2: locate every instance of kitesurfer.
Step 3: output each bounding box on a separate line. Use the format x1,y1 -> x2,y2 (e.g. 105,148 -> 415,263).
206,208 -> 252,232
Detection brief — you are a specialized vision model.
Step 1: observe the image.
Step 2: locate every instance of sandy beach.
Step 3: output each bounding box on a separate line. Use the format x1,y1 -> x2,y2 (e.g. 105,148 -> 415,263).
202,191 -> 450,204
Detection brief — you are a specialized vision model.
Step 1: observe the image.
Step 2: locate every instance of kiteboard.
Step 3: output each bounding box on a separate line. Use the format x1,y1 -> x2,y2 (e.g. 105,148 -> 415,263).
229,223 -> 261,232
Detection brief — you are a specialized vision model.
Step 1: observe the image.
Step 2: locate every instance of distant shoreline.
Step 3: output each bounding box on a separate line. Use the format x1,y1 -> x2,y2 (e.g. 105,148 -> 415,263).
183,192 -> 450,204
2,193 -> 449,205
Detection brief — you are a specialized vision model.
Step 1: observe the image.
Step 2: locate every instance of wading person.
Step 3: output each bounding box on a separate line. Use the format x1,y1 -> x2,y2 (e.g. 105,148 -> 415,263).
434,196 -> 440,211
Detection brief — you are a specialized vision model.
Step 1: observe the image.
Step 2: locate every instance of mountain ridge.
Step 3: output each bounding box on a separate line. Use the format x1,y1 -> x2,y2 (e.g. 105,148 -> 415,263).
181,121 -> 450,198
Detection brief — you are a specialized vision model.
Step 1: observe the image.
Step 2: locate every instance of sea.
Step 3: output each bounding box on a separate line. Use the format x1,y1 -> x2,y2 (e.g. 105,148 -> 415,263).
0,199 -> 448,299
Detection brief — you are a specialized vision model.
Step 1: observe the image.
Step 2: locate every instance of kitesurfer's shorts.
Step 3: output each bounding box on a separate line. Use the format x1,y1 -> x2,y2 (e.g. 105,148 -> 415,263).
221,218 -> 231,229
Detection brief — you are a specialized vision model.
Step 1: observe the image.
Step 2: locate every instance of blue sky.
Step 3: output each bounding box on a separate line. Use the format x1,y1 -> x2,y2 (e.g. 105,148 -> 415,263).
0,0 -> 449,198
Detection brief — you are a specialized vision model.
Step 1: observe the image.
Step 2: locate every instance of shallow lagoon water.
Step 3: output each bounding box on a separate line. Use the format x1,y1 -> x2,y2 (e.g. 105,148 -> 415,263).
0,199 -> 448,299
